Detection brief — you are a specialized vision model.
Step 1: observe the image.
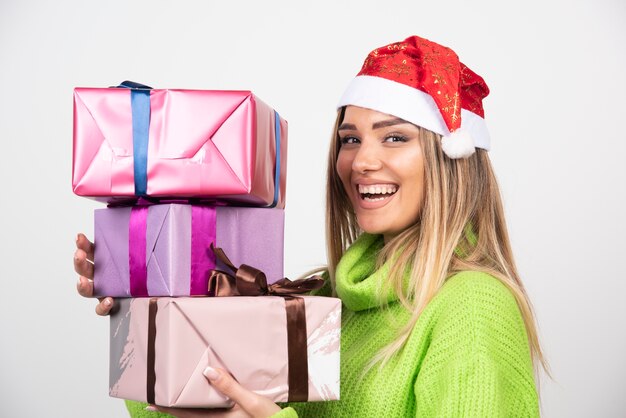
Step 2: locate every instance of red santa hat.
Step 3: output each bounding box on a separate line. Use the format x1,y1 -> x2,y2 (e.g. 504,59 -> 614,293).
337,35 -> 491,159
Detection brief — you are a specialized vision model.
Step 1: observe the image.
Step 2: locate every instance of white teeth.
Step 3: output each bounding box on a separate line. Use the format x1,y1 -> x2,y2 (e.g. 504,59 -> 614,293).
358,184 -> 398,195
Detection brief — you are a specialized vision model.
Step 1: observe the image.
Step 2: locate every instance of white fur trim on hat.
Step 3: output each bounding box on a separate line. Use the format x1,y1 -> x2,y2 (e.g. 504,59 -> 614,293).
337,75 -> 491,155
441,129 -> 476,159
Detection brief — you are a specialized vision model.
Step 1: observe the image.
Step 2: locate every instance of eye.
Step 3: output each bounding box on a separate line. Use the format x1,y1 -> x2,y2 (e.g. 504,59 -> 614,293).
340,136 -> 360,145
384,134 -> 408,143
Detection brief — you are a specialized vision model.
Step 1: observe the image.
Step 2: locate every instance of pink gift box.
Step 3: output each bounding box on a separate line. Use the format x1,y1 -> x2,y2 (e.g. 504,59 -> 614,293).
109,296 -> 341,407
72,87 -> 287,208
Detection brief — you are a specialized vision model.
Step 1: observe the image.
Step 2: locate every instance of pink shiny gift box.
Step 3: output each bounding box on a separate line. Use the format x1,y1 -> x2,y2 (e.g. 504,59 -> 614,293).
109,296 -> 341,407
72,87 -> 287,208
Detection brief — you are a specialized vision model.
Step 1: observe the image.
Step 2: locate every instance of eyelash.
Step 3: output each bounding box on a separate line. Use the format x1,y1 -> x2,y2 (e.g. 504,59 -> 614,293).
340,136 -> 359,145
384,134 -> 408,143
339,134 -> 408,145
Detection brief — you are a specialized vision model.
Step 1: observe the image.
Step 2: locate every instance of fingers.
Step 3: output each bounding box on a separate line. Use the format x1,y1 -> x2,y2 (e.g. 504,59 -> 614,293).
76,272 -> 114,316
143,370 -> 278,418
74,248 -> 94,280
76,275 -> 94,297
76,233 -> 95,261
203,368 -> 280,418
95,297 -> 114,316
74,233 -> 113,316
74,233 -> 95,279
203,368 -> 249,403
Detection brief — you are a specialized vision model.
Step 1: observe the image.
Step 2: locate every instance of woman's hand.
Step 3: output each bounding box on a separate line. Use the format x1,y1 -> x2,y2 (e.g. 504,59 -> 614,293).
74,233 -> 114,315
148,367 -> 281,418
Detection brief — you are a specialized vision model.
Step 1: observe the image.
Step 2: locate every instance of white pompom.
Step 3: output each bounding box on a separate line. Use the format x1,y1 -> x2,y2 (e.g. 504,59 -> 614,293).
441,129 -> 476,159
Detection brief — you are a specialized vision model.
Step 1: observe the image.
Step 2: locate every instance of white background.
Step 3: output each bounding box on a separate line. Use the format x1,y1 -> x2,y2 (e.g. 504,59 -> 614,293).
0,0 -> 624,417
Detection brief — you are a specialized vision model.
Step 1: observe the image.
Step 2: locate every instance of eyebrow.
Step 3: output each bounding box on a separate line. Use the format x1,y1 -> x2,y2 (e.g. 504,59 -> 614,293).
337,118 -> 410,131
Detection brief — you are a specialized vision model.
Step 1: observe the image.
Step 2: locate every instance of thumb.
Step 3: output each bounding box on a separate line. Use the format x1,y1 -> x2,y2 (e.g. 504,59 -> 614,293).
203,367 -> 280,418
203,367 -> 248,405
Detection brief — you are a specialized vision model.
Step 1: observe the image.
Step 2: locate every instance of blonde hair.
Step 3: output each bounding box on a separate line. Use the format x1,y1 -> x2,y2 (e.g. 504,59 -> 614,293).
325,108 -> 548,373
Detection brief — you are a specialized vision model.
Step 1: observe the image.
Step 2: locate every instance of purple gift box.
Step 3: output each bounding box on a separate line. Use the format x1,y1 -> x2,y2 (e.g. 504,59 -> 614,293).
94,204 -> 284,297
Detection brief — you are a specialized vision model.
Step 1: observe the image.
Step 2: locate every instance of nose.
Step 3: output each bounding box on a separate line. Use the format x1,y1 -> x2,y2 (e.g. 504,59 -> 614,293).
352,141 -> 382,174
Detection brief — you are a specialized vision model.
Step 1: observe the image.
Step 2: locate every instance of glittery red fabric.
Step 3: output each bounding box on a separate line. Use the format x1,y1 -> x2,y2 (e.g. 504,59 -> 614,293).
357,36 -> 489,132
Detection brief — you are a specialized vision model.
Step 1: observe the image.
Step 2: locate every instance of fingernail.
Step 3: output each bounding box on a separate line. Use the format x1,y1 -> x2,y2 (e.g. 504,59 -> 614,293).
145,405 -> 157,412
203,366 -> 220,381
104,298 -> 112,307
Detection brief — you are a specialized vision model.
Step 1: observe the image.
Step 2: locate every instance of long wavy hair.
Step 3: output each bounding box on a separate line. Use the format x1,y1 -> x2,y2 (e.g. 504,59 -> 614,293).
325,107 -> 548,373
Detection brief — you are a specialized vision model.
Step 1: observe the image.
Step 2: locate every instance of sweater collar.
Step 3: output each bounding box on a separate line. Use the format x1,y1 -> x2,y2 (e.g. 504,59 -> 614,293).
335,233 -> 399,311
335,226 -> 479,311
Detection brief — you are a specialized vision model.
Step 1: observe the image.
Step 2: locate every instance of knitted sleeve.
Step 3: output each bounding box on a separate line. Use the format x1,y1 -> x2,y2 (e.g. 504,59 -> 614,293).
125,400 -> 172,417
270,406 -> 299,417
413,272 -> 539,418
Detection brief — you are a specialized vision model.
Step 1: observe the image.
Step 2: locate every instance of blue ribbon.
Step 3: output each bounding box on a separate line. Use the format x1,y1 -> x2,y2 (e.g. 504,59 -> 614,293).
130,89 -> 151,196
115,81 -> 152,196
269,111 -> 281,208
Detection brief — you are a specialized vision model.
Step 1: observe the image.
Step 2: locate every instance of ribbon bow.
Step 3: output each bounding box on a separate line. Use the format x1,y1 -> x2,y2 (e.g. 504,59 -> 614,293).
208,243 -> 324,297
207,243 -> 325,402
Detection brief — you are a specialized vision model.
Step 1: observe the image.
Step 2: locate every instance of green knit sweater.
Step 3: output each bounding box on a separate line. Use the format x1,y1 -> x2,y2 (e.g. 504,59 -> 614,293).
126,233 -> 539,417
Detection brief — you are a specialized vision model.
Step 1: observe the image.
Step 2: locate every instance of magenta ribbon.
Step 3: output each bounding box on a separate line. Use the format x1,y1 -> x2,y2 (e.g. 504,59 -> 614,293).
128,206 -> 217,296
129,207 -> 149,296
190,206 -> 217,295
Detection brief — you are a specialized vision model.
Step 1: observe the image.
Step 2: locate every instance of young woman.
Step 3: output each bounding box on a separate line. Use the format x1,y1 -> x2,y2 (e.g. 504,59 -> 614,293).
75,35 -> 545,417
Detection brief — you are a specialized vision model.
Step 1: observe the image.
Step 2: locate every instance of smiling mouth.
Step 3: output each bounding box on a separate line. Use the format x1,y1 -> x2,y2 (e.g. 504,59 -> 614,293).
357,184 -> 398,202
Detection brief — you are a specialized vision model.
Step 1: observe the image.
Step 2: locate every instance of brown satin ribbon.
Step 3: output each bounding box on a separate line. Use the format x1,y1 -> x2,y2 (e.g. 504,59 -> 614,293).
147,298 -> 158,405
208,244 -> 324,402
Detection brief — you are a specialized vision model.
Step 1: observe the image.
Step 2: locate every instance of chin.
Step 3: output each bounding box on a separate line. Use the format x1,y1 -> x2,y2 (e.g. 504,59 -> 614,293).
357,215 -> 417,239
357,219 -> 392,236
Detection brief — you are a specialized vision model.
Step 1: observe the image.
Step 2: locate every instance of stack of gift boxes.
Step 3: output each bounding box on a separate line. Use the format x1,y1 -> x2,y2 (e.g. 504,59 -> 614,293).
72,82 -> 340,408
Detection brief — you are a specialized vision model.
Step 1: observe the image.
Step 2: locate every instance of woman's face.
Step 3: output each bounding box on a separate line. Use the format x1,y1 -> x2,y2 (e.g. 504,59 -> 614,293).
336,106 -> 426,242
